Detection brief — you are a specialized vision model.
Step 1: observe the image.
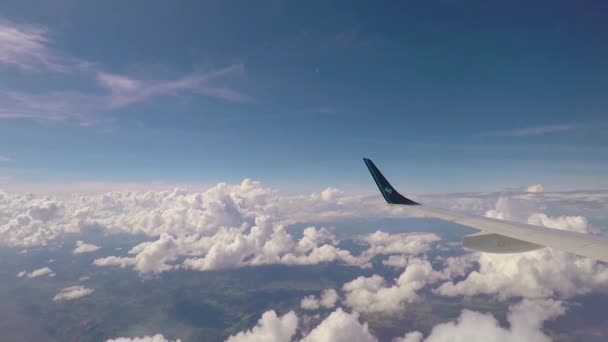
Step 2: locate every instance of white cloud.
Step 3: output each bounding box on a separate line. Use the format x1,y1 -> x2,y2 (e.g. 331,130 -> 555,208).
95,233 -> 178,274
225,310 -> 298,342
300,289 -> 339,310
526,213 -> 588,234
53,285 -> 94,301
231,300 -> 565,342
231,308 -> 376,342
93,256 -> 136,269
73,240 -> 101,254
0,181 -> 412,252
435,249 -> 608,300
359,231 -> 440,259
0,194 -> 69,247
16,270 -> 26,278
395,299 -> 565,342
95,223 -> 364,275
394,332 -> 424,342
343,258 -> 441,314
84,182 -> 376,274
23,266 -> 55,278
105,334 -> 181,342
301,308 -> 377,342
526,184 -> 544,193
382,255 -> 412,269
300,296 -> 321,311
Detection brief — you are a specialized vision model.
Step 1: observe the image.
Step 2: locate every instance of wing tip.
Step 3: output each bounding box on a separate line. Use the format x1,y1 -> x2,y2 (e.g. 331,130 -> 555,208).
362,158 -> 420,206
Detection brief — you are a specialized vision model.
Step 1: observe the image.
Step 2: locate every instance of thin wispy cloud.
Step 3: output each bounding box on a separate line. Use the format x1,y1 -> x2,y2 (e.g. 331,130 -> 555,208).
0,155 -> 9,162
0,18 -> 250,125
97,64 -> 250,108
490,124 -> 579,137
0,19 -> 89,72
0,90 -> 103,125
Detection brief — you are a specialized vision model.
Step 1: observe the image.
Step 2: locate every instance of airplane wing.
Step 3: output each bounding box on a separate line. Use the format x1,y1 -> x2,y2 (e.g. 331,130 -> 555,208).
363,158 -> 608,262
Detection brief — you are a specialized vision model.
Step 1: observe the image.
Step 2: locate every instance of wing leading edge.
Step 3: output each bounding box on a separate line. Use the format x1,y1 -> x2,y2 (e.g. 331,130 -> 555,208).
363,158 -> 608,262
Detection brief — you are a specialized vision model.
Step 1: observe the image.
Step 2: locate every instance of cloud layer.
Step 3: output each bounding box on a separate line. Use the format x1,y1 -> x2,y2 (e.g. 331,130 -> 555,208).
1,180 -> 416,274
229,299 -> 565,342
2,179 -> 608,341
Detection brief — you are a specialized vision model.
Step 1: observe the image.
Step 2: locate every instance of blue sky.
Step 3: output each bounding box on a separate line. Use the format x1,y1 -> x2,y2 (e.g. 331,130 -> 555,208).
0,0 -> 607,193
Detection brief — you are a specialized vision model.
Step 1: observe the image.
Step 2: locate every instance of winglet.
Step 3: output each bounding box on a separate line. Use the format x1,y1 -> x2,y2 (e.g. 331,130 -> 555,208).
363,158 -> 419,205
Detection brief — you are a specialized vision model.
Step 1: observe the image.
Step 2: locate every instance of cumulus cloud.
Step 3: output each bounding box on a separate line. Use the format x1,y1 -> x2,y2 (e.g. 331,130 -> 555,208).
301,308 -> 377,342
300,289 -> 339,310
0,179 -> 390,274
2,180 -> 607,285
53,285 -> 94,301
0,193 -> 68,247
73,240 -> 101,254
95,233 -> 178,274
21,267 -> 55,278
78,181 -> 395,274
435,249 -> 608,300
229,308 -> 377,342
93,255 -> 136,269
231,300 -> 565,342
343,258 -> 442,314
382,255 -> 412,269
94,224 -> 363,275
0,180 -> 394,250
395,299 -> 565,342
359,231 -> 440,259
105,334 -> 181,342
225,310 -> 298,342
526,213 -> 588,234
